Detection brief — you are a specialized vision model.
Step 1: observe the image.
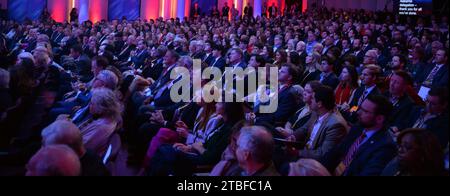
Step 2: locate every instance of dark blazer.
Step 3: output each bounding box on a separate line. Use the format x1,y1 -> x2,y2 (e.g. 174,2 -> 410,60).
294,111 -> 349,160
405,106 -> 449,148
317,73 -> 340,90
131,49 -> 150,69
209,57 -> 226,72
349,86 -> 381,108
299,69 -> 321,87
117,44 -> 136,62
320,125 -> 397,176
142,58 -> 164,81
383,93 -> 415,128
416,64 -> 448,88
255,85 -> 298,127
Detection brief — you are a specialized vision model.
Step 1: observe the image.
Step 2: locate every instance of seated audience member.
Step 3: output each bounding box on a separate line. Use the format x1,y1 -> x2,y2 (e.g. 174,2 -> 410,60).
276,81 -> 322,136
382,128 -> 446,176
41,120 -> 110,176
26,145 -> 81,176
300,52 -> 322,86
320,95 -> 396,176
288,159 -> 331,176
254,63 -> 300,127
78,88 -> 122,157
289,85 -> 348,160
399,87 -> 449,148
318,55 -> 339,90
384,71 -> 415,130
416,49 -> 448,88
148,102 -> 244,176
335,65 -> 359,107
143,98 -> 218,167
341,64 -> 381,124
210,121 -> 248,176
235,126 -> 280,176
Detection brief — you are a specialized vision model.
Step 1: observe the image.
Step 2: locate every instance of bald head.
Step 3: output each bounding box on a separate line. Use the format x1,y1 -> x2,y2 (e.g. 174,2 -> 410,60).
41,120 -> 84,156
26,145 -> 81,176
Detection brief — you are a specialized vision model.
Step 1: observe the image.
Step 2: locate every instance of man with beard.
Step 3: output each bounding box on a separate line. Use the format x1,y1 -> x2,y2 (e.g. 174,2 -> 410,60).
320,95 -> 397,176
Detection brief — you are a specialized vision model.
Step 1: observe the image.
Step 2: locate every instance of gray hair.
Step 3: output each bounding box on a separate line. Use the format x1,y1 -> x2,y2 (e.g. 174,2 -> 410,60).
178,56 -> 193,69
237,126 -> 274,164
0,68 -> 10,88
27,145 -> 81,176
41,120 -> 83,156
90,87 -> 122,121
288,159 -> 331,176
97,70 -> 119,90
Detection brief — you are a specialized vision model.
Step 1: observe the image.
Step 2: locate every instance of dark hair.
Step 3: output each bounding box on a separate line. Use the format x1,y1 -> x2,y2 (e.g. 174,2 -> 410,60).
251,54 -> 266,67
313,85 -> 335,110
321,55 -> 335,66
392,70 -> 413,86
281,63 -> 301,84
342,65 -> 359,89
167,50 -> 180,61
70,44 -> 83,54
92,56 -> 109,69
428,87 -> 448,105
393,54 -> 407,65
397,128 -> 445,176
306,80 -> 322,91
366,94 -> 393,119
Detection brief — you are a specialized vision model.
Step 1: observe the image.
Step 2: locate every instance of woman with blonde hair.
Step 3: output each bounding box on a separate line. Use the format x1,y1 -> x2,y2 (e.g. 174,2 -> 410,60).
299,52 -> 322,86
78,87 -> 122,157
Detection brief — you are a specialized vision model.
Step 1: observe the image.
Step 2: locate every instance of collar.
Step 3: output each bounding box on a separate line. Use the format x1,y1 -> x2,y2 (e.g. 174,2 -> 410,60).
364,85 -> 376,93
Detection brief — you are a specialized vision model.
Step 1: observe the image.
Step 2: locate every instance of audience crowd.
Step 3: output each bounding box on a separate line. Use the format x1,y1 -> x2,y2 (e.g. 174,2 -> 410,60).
0,4 -> 448,176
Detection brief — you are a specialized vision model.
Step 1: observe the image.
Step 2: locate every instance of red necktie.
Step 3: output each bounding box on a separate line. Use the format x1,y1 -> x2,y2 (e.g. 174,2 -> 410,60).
343,131 -> 367,167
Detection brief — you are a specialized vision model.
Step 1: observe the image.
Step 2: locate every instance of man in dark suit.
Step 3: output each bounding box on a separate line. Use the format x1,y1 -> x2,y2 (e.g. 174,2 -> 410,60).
131,40 -> 150,69
268,3 -> 278,18
243,3 -> 253,18
342,65 -> 381,124
254,63 -> 299,127
202,41 -> 215,66
70,44 -> 92,82
142,45 -> 167,81
117,35 -> 137,63
51,25 -> 65,47
361,35 -> 373,54
191,3 -> 201,18
351,39 -> 365,67
416,49 -> 448,88
403,87 -> 449,149
290,85 -> 349,160
209,44 -> 226,71
222,2 -> 230,17
384,71 -> 415,129
320,95 -> 396,176
317,55 -> 339,90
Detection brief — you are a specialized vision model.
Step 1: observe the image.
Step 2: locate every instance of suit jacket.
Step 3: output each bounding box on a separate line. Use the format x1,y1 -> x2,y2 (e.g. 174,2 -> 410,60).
349,86 -> 381,108
210,57 -> 226,72
142,58 -> 164,80
417,64 -> 448,88
294,111 -> 349,160
117,44 -> 136,62
384,93 -> 415,128
131,49 -> 150,69
320,125 -> 397,176
255,85 -> 298,127
405,106 -> 449,148
317,73 -> 340,90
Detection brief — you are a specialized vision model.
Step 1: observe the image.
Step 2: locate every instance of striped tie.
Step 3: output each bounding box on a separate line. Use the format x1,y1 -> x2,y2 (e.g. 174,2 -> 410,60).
343,131 -> 367,167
